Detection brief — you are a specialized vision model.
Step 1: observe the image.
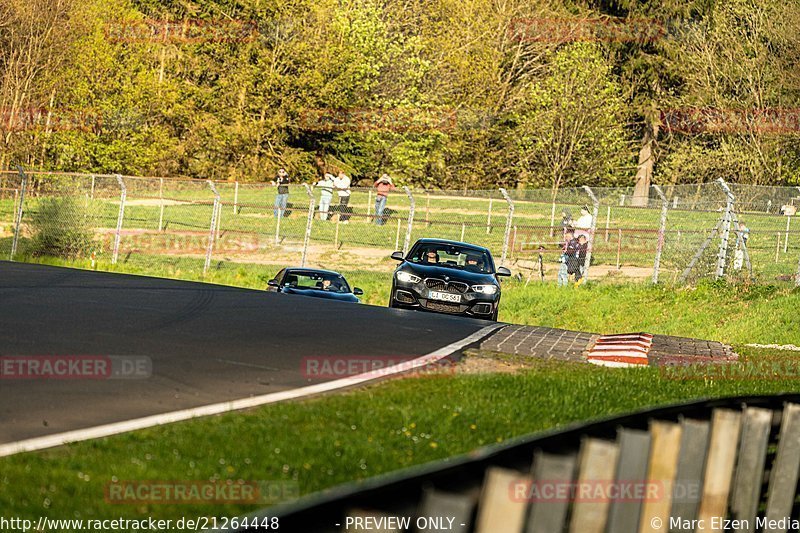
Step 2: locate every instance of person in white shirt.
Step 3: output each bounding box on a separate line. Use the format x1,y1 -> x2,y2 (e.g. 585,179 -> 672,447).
316,173 -> 335,220
574,205 -> 593,239
333,171 -> 352,223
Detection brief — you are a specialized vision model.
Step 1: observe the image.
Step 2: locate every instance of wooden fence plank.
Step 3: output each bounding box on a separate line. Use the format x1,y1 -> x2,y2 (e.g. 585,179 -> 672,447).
640,421 -> 683,533
607,428 -> 651,533
568,438 -> 619,533
525,452 -> 577,533
475,467 -> 530,533
415,488 -> 474,533
764,403 -> 800,532
669,418 -> 711,532
695,409 -> 743,533
730,407 -> 772,533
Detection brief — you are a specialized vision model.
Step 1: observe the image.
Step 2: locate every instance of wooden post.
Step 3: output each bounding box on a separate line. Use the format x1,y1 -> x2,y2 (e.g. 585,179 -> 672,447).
158,178 -> 165,232
394,218 -> 401,251
512,225 -> 517,259
426,193 -> 430,225
486,198 -> 492,234
460,222 -> 465,242
785,215 -> 792,253
334,214 -> 340,249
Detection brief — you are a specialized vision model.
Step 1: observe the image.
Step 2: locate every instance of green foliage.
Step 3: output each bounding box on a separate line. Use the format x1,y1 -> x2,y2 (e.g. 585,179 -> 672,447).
514,43 -> 629,191
29,197 -> 97,259
1,0 -> 799,187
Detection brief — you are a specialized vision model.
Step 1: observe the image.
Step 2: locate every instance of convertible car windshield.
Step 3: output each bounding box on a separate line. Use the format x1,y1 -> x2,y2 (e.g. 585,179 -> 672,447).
283,271 -> 351,293
407,244 -> 494,274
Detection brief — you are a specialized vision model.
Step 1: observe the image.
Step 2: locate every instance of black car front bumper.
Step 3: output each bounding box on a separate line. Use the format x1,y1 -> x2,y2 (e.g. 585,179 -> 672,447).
391,282 -> 499,317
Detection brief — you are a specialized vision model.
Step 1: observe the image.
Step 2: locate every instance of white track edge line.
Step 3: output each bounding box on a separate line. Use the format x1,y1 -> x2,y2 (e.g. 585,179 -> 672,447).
0,324 -> 502,458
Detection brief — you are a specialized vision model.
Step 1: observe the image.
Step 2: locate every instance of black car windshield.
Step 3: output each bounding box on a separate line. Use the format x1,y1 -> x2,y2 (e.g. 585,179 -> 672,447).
407,244 -> 494,273
283,271 -> 351,293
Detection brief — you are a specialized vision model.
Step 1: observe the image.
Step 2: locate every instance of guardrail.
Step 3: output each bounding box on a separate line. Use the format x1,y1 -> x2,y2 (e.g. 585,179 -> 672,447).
227,394 -> 800,532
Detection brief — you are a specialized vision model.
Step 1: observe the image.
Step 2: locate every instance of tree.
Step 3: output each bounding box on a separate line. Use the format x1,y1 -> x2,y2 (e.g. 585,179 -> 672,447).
514,42 -> 629,196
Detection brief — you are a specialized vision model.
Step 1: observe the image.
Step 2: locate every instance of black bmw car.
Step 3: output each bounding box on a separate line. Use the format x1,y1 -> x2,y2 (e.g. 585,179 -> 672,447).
389,238 -> 511,320
267,268 -> 363,303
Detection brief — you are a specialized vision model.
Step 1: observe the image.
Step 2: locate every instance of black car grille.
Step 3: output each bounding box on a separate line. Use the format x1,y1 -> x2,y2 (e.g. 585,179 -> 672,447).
424,301 -> 464,313
424,278 -> 468,294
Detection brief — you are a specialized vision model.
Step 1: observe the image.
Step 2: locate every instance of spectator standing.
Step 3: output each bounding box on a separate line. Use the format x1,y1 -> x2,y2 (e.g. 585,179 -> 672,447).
734,221 -> 750,271
316,172 -> 335,220
374,174 -> 395,226
558,228 -> 575,287
334,171 -> 352,223
272,168 -> 290,218
561,209 -> 573,236
574,205 -> 593,239
565,234 -> 589,285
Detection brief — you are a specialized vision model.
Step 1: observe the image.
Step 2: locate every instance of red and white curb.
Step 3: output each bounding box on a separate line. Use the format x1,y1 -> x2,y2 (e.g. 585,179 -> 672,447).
586,333 -> 653,367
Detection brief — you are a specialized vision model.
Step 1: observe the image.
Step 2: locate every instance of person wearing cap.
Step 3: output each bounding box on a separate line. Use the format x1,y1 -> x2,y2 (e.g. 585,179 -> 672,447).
272,168 -> 290,218
373,174 -> 395,226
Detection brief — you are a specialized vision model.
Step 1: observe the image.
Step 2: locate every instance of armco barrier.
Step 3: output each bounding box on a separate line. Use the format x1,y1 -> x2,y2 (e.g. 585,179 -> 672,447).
222,394 -> 800,532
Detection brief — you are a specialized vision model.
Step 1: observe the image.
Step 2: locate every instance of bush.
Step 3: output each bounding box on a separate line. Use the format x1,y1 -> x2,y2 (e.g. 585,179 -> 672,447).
29,197 -> 96,259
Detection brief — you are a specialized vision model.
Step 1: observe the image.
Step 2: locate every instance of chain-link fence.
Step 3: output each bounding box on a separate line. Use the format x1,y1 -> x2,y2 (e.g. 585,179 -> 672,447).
2,169 -> 799,294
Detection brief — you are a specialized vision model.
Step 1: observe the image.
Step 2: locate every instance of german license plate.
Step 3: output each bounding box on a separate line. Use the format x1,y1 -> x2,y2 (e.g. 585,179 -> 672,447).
429,291 -> 461,303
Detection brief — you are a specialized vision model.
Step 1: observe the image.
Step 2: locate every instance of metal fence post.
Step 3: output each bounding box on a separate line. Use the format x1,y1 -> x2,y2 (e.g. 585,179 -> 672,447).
486,197 -> 493,234
651,185 -> 668,284
582,186 -> 600,281
9,165 -> 27,261
402,186 -> 415,255
111,174 -> 127,265
715,179 -> 734,280
204,180 -> 220,274
300,184 -> 315,267
499,188 -> 514,266
233,180 -> 239,214
158,178 -> 165,232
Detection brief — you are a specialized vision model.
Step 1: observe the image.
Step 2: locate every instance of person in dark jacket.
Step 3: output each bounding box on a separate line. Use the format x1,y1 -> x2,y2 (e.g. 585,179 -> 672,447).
565,234 -> 588,284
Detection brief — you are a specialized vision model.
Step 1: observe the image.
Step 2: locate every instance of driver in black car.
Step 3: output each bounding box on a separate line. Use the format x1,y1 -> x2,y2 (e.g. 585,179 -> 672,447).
465,255 -> 483,272
424,250 -> 440,264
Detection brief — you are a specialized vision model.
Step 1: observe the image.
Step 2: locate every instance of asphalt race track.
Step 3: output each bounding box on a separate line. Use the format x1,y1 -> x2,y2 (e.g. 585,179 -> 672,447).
0,261 -> 491,445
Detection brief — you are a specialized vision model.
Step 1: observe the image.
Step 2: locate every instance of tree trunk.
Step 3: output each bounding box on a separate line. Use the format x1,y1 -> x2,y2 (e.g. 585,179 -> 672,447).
632,120 -> 659,207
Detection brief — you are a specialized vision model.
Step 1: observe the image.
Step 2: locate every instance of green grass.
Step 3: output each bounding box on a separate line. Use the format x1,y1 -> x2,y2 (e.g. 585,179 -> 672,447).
2,346 -> 800,523
12,253 -> 800,344
3,187 -> 798,281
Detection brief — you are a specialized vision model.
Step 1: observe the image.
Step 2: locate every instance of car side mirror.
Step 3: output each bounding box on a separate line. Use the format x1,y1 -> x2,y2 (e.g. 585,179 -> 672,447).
496,267 -> 512,277
267,279 -> 280,287
391,251 -> 405,261
353,287 -> 364,296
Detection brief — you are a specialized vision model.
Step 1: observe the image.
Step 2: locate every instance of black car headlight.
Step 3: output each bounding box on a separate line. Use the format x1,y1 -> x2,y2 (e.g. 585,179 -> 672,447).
396,271 -> 421,284
471,284 -> 498,295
